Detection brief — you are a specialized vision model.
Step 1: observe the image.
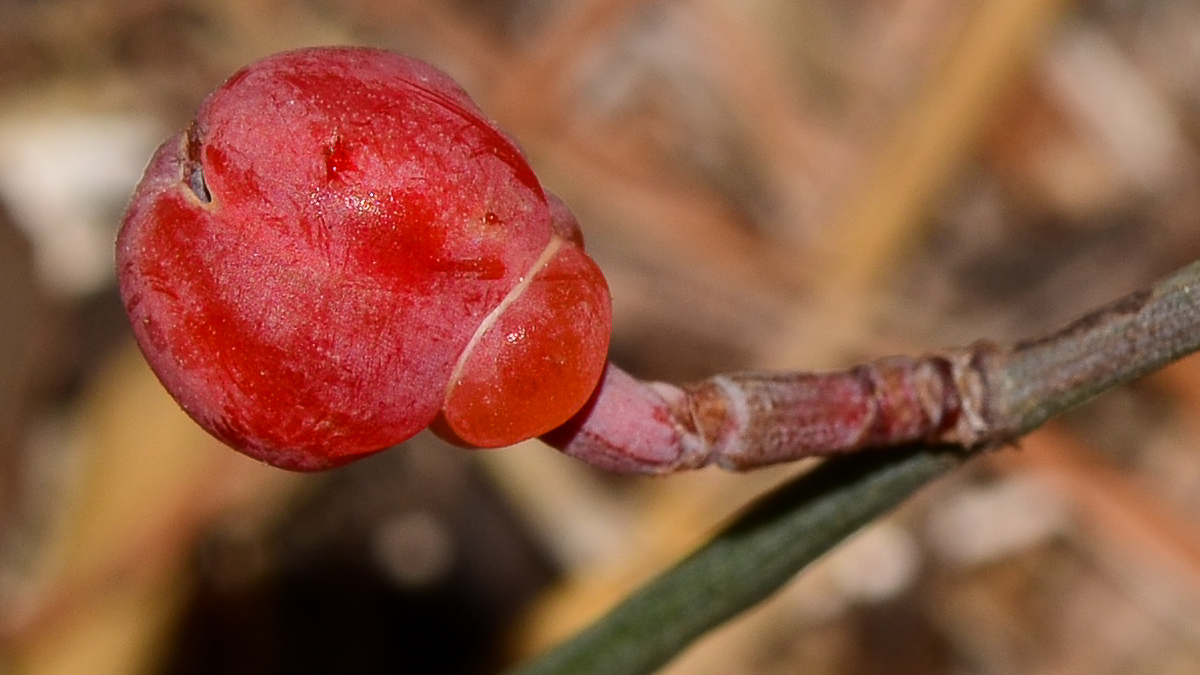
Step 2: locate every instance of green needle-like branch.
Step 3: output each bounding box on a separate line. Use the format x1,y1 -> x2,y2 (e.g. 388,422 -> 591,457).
512,257 -> 1200,675
512,446 -> 962,675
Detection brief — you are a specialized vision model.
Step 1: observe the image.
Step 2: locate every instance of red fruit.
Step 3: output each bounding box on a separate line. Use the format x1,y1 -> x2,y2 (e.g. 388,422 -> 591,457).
116,47 -> 612,471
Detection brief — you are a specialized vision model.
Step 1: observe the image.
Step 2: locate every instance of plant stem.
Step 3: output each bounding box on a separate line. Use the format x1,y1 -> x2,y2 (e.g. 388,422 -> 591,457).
686,255 -> 1200,467
994,257 -> 1200,435
549,259 -> 1200,474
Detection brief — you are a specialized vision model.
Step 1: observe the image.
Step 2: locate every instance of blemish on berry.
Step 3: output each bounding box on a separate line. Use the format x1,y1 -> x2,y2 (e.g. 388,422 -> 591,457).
183,123 -> 212,204
324,136 -> 356,181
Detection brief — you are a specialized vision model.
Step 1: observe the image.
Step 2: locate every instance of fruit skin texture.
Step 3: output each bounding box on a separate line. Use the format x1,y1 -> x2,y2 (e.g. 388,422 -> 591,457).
116,47 -> 611,471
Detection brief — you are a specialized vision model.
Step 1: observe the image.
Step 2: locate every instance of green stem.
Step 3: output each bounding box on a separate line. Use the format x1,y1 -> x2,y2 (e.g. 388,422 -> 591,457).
994,257 -> 1200,435
509,446 -> 963,675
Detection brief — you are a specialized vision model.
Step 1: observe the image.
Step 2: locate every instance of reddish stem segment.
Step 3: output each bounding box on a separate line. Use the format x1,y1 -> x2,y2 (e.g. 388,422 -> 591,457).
543,346 -> 1003,474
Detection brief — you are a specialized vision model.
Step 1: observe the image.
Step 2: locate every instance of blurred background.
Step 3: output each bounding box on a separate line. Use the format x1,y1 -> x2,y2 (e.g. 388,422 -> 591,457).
4,0 -> 1200,673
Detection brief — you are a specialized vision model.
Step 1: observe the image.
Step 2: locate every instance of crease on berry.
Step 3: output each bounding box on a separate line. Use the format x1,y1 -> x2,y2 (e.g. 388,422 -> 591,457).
445,233 -> 566,398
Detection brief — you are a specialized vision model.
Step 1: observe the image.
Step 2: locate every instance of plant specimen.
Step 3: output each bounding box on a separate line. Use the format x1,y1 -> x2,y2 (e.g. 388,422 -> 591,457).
115,46 -> 1200,674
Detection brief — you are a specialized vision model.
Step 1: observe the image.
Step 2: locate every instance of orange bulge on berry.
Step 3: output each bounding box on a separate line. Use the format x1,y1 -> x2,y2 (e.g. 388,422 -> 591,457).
439,213 -> 611,448
116,47 -> 612,470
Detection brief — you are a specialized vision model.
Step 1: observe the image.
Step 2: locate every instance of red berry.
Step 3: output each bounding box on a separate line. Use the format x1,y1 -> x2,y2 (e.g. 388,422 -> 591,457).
117,47 -> 611,470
